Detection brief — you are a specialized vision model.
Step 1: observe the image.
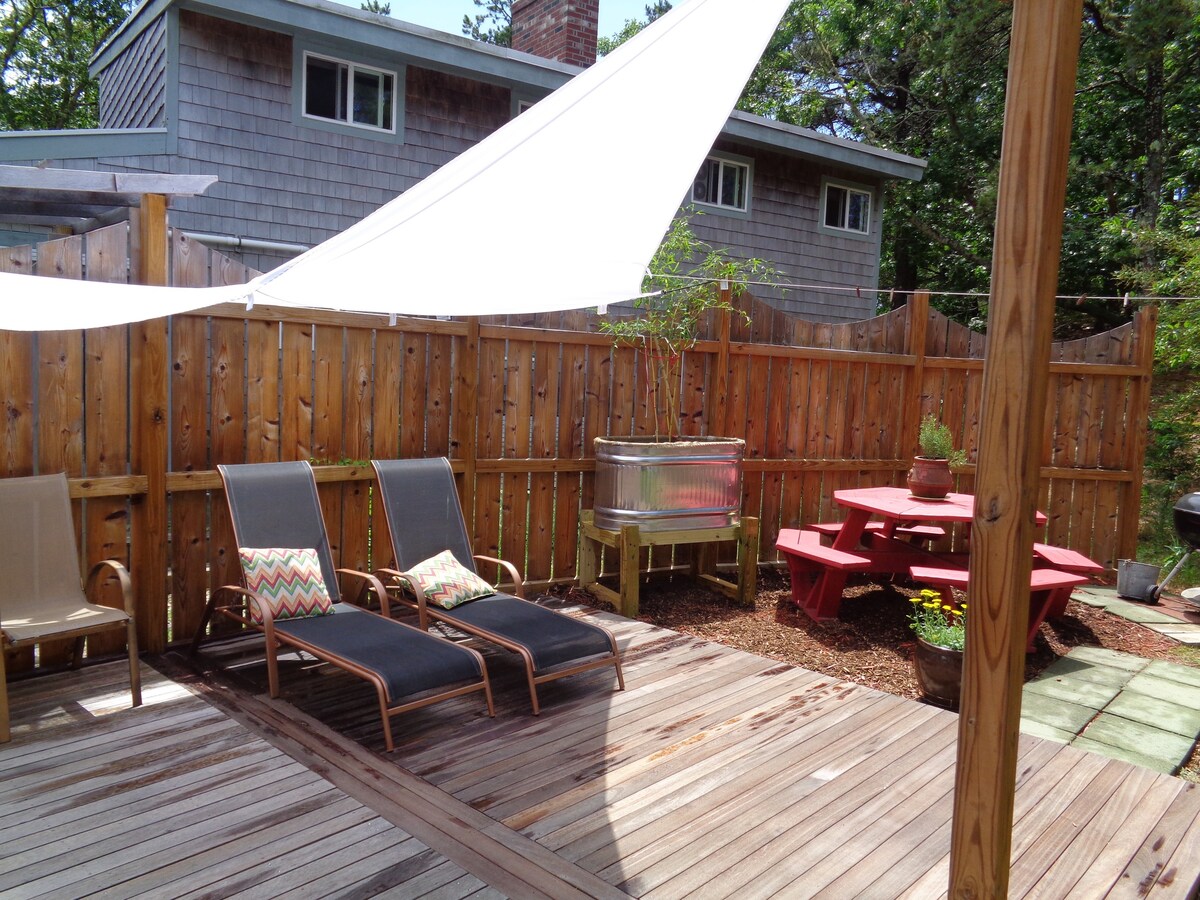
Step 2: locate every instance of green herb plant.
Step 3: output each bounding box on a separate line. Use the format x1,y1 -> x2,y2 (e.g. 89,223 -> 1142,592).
909,588 -> 966,651
599,211 -> 773,441
917,414 -> 968,468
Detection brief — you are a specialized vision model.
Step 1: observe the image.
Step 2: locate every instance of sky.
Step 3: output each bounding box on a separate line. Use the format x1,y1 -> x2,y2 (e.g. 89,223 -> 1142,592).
332,0 -> 653,40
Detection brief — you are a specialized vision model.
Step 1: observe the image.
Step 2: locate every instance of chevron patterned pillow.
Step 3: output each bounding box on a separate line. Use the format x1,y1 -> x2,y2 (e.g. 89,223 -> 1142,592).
403,549 -> 495,610
238,547 -> 335,624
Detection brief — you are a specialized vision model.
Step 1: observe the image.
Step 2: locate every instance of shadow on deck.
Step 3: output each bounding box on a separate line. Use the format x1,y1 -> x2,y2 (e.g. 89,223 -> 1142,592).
4,601 -> 1200,898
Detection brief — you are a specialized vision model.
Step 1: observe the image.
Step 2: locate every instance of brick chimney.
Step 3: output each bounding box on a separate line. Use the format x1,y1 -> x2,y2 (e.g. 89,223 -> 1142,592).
511,0 -> 599,67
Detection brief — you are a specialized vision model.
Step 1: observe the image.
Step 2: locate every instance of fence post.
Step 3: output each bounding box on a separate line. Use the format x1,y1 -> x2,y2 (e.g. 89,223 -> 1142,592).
902,291 -> 930,458
711,283 -> 733,435
458,317 -> 480,528
130,196 -> 170,653
1116,305 -> 1158,562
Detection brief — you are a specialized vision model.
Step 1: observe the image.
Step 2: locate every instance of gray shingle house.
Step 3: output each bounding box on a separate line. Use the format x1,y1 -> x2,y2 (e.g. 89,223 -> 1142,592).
0,0 -> 925,321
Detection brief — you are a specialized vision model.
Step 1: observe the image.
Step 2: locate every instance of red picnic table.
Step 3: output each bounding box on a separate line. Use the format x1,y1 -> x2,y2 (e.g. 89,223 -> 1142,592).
776,486 -> 1098,651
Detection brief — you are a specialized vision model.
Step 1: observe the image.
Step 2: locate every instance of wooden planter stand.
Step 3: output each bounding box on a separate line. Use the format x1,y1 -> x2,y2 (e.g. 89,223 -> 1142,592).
577,510 -> 759,617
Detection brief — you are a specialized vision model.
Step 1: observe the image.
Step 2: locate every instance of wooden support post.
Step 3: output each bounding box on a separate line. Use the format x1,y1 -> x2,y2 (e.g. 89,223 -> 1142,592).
130,196 -> 170,653
1116,305 -> 1158,563
903,291 -> 931,457
619,524 -> 640,617
737,516 -> 759,606
577,510 -> 600,587
712,293 -> 732,436
457,317 -> 480,528
949,2 -> 1082,897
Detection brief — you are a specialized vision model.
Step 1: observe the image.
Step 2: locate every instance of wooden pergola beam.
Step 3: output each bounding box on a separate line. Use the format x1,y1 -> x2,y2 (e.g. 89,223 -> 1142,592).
0,165 -> 216,196
949,0 -> 1084,895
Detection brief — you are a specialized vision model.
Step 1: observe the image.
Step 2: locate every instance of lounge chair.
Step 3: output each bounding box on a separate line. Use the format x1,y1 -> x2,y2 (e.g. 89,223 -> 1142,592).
191,461 -> 493,751
0,473 -> 142,742
372,457 -> 624,715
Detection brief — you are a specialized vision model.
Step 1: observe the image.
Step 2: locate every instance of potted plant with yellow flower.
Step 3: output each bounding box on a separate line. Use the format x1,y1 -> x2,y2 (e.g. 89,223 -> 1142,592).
909,588 -> 966,708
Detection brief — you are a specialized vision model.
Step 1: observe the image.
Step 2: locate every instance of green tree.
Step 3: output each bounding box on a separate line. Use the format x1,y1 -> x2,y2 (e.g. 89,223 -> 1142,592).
738,0 -> 1012,318
736,0 -> 1200,328
0,0 -> 131,131
360,1 -> 391,14
462,0 -> 511,47
597,2 -> 671,56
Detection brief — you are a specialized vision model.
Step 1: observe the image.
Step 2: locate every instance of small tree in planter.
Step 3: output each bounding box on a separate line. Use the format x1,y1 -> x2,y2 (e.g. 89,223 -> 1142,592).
592,212 -> 775,532
599,211 -> 772,441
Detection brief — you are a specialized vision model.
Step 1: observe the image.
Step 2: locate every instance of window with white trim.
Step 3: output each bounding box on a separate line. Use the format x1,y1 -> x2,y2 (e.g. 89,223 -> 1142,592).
823,181 -> 872,234
303,52 -> 396,133
692,156 -> 750,212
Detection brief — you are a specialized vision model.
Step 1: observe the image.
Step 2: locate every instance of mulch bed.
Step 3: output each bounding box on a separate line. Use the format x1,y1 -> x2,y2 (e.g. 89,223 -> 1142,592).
553,566 -> 1200,781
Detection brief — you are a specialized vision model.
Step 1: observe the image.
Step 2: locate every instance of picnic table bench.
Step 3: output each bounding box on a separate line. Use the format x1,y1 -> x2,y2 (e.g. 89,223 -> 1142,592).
1033,543 -> 1104,616
776,527 -> 944,621
910,564 -> 1088,652
809,521 -> 947,544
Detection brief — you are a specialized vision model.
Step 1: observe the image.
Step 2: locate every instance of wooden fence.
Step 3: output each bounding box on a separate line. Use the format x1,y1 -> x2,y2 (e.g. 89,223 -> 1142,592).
0,223 -> 1156,667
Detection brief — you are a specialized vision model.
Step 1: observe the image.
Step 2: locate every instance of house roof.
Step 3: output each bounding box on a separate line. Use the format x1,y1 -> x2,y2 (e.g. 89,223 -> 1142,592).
93,0 -> 926,183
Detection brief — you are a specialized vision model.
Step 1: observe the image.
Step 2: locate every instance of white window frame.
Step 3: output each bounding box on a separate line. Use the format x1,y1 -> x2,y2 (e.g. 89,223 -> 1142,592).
692,153 -> 752,215
820,178 -> 874,237
511,94 -> 538,118
301,50 -> 397,135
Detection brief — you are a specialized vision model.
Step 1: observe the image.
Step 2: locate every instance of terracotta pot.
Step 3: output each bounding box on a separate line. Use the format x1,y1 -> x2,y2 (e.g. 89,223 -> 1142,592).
907,456 -> 954,500
913,637 -> 963,709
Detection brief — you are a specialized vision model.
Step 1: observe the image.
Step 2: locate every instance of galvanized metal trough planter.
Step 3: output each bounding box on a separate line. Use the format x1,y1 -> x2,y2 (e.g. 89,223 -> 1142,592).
592,435 -> 745,532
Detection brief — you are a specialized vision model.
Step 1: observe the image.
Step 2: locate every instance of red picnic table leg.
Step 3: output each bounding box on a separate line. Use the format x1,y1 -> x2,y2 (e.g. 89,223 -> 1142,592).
781,552 -> 851,621
831,508 -> 872,551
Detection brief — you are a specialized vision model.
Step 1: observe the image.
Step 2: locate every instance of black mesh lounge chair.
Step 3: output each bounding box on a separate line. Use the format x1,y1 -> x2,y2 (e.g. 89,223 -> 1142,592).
372,457 -> 624,715
191,461 -> 493,751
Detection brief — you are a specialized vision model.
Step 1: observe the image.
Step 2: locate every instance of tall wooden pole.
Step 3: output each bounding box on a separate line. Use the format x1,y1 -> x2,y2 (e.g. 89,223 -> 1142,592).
130,194 -> 170,653
949,2 -> 1082,896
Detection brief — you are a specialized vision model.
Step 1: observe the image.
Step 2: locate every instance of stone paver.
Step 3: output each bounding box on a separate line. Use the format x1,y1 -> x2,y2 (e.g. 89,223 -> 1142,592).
1069,737 -> 1177,775
1018,718 -> 1074,744
1146,659 -> 1200,688
1152,626 -> 1200,645
1110,603 -> 1185,625
1070,589 -> 1114,608
1066,645 -> 1151,672
1125,672 -> 1200,707
1023,673 -> 1121,710
1020,647 -> 1200,776
1104,692 -> 1200,738
1042,657 -> 1138,689
1083,714 -> 1197,770
1019,690 -> 1097,734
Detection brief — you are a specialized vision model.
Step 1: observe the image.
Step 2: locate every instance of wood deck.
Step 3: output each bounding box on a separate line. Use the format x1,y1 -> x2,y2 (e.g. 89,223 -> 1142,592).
5,601 -> 1200,898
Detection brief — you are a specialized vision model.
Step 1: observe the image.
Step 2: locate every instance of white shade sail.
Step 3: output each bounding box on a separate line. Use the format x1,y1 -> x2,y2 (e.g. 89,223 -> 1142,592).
0,0 -> 790,331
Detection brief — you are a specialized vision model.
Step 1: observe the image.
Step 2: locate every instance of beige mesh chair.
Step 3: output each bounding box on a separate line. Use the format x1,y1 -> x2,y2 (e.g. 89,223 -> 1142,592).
0,474 -> 142,742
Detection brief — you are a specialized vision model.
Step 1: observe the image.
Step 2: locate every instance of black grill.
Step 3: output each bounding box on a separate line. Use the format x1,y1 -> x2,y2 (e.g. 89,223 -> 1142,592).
1173,492 -> 1200,551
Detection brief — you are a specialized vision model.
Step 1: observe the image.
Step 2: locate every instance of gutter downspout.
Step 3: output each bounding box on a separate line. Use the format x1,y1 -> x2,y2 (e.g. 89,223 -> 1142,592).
183,230 -> 310,258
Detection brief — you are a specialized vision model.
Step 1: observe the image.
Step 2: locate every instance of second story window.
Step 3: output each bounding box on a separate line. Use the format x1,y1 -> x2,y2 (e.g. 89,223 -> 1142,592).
693,156 -> 750,212
823,182 -> 872,234
303,52 -> 396,132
